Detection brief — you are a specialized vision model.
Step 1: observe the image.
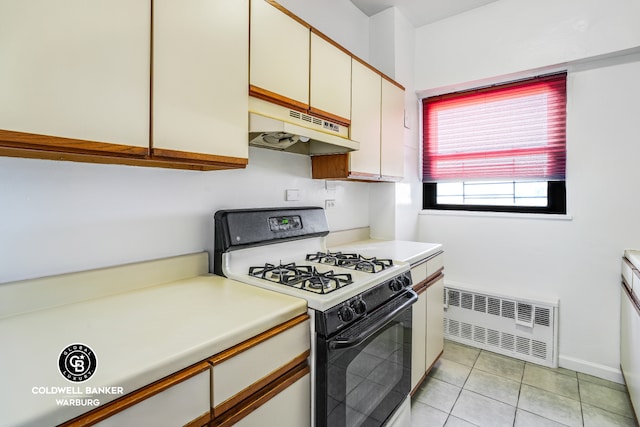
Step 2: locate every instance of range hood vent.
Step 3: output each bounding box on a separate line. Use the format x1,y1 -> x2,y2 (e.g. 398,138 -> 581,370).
249,97 -> 359,155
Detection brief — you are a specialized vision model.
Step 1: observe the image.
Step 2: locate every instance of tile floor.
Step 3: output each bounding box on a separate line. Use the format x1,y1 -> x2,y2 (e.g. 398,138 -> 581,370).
411,340 -> 639,427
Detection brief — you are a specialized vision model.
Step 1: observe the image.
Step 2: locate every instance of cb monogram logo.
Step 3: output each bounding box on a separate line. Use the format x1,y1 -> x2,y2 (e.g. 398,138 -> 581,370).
58,344 -> 97,383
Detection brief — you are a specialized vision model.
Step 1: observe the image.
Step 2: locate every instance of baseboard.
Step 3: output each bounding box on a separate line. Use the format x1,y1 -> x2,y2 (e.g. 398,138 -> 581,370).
559,354 -> 625,384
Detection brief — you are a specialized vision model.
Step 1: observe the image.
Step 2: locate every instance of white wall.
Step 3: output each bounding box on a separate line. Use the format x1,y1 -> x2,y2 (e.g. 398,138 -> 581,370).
0,149 -> 370,283
415,0 -> 640,381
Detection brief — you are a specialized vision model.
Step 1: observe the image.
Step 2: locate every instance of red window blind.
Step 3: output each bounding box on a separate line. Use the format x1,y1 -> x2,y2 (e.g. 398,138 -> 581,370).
422,73 -> 567,182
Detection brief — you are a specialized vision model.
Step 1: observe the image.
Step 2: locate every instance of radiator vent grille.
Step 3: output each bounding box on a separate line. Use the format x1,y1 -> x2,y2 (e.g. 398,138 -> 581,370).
444,286 -> 558,367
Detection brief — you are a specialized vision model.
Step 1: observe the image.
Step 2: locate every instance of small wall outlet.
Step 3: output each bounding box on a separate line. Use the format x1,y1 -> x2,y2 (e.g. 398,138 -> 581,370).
325,199 -> 336,209
285,189 -> 300,201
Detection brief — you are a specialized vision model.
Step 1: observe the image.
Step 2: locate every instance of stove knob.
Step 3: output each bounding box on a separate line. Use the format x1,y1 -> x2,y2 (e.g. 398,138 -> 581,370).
389,278 -> 404,292
338,305 -> 355,322
352,299 -> 367,315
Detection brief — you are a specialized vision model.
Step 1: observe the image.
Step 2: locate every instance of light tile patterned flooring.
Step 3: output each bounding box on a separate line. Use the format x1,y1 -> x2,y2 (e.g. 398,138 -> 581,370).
411,340 -> 639,427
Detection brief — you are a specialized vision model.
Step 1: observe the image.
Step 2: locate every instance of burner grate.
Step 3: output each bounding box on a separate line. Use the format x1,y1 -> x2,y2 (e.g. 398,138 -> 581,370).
248,263 -> 353,294
305,252 -> 393,273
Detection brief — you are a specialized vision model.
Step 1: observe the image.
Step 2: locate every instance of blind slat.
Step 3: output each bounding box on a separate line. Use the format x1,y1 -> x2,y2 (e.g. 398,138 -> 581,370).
423,73 -> 567,182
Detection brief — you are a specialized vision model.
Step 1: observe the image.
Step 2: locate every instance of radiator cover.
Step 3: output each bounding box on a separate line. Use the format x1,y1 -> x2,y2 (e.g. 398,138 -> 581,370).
443,285 -> 559,367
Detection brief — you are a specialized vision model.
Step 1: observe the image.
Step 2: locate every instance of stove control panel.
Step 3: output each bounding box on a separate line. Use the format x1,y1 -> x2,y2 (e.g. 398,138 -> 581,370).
268,215 -> 302,232
318,270 -> 413,337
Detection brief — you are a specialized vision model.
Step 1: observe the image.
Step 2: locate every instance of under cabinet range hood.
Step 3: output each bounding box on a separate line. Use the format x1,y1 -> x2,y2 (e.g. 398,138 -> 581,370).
248,97 -> 359,155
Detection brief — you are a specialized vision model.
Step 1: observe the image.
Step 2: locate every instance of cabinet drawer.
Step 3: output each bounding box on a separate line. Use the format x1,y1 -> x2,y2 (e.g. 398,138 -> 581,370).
411,252 -> 444,286
214,364 -> 310,427
210,315 -> 310,416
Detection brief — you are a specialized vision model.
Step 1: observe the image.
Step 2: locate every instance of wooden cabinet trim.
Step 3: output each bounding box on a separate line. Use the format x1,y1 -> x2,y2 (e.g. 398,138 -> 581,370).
623,281 -> 640,316
0,129 -> 148,158
59,362 -> 210,427
151,148 -> 248,168
211,362 -> 309,427
183,411 -> 212,427
264,0 -> 311,28
410,349 -> 444,396
351,55 -> 404,91
209,314 -> 309,366
413,270 -> 444,293
249,85 -> 309,113
308,106 -> 350,127
212,350 -> 310,417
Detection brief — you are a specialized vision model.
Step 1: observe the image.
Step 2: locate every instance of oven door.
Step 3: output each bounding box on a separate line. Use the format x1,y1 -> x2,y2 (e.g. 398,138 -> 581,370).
316,290 -> 417,427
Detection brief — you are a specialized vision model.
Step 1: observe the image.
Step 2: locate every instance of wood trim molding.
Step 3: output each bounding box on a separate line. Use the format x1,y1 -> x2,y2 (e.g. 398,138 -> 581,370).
59,362 -> 210,427
308,106 -> 350,127
212,350 -> 310,417
0,129 -> 148,157
183,411 -> 212,427
249,85 -> 309,113
0,146 -> 245,172
209,314 -> 309,366
413,270 -> 444,293
211,362 -> 310,427
265,0 -> 311,28
623,282 -> 640,316
151,148 -> 248,168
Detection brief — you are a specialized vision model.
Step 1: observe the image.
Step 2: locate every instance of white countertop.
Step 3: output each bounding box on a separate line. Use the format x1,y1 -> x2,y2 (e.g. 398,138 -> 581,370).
0,274 -> 307,427
329,239 -> 443,265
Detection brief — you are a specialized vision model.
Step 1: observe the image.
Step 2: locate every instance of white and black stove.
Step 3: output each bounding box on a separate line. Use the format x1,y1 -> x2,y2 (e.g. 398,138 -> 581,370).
213,207 -> 415,427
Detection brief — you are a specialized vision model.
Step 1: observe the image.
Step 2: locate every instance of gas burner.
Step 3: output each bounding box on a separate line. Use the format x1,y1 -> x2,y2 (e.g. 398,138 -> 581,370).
305,252 -> 393,273
248,263 -> 353,294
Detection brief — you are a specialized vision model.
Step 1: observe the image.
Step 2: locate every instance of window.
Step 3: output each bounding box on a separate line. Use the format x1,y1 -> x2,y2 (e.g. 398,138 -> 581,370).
422,73 -> 567,214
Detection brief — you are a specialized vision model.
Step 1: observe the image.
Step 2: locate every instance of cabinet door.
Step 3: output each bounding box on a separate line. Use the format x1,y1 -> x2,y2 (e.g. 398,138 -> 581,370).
411,288 -> 427,392
380,79 -> 405,180
309,32 -> 351,124
621,285 -> 640,421
249,0 -> 309,110
426,276 -> 445,370
0,0 -> 149,150
349,60 -> 382,179
153,0 -> 249,161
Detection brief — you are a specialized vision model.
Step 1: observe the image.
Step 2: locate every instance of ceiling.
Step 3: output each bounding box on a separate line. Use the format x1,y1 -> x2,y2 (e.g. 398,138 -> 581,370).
349,0 -> 499,27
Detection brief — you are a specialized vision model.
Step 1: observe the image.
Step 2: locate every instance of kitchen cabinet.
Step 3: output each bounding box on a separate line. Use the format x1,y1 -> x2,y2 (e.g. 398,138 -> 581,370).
621,257 -> 640,421
309,31 -> 352,125
311,64 -> 405,182
0,0 -> 248,171
410,252 -> 445,394
249,0 -> 310,111
0,0 -> 150,158
152,0 -> 249,168
210,314 -> 311,426
60,363 -> 211,427
380,79 -> 405,180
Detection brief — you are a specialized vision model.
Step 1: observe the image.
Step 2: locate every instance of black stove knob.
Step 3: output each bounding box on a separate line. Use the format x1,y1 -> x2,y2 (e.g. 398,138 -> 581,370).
352,299 -> 367,315
338,305 -> 355,322
389,278 -> 404,292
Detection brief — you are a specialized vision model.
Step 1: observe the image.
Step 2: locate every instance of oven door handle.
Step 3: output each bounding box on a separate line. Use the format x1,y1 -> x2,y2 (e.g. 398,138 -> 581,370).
329,290 -> 418,350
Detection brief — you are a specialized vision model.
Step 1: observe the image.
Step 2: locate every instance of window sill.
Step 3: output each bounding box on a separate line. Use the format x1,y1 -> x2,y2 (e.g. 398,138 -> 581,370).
419,209 -> 573,221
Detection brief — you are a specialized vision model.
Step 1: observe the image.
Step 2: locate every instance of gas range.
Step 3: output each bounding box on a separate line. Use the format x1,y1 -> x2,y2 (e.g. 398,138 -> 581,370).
213,207 -> 415,427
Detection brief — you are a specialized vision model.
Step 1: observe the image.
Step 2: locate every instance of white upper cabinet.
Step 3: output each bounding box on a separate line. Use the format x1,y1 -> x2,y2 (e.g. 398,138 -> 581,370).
349,60 -> 381,178
250,0 -> 310,109
309,32 -> 352,124
153,0 -> 249,160
380,79 -> 405,180
0,0 -> 149,148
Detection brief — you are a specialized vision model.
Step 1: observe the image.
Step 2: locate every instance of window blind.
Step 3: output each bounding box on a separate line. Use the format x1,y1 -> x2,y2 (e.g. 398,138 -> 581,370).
422,73 -> 567,182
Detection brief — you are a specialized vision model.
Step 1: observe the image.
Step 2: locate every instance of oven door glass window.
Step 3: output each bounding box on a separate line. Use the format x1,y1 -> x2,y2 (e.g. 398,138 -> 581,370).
319,307 -> 412,427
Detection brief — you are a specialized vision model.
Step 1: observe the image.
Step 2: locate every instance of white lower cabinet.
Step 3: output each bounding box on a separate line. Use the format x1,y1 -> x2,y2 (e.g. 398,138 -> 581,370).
94,370 -> 210,427
410,252 -> 445,394
621,281 -> 640,421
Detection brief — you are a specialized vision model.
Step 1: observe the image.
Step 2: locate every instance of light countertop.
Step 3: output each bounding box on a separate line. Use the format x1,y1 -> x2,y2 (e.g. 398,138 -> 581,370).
0,274 -> 306,427
329,239 -> 443,265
